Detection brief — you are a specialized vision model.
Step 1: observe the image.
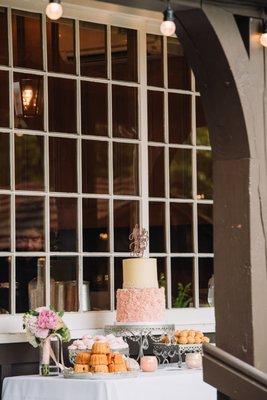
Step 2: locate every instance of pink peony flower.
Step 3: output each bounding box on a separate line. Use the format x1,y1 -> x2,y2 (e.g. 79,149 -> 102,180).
37,309 -> 58,330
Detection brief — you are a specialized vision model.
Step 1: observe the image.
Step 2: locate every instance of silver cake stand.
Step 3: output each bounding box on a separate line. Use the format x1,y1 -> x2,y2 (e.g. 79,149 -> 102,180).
105,324 -> 175,360
152,343 -> 203,367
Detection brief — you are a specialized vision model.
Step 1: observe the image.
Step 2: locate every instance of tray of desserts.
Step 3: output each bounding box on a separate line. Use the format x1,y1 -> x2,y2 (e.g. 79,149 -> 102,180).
65,341 -> 139,380
68,334 -> 129,364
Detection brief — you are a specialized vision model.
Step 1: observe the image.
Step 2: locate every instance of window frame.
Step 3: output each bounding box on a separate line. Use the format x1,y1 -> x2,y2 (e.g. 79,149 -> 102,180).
0,0 -> 215,338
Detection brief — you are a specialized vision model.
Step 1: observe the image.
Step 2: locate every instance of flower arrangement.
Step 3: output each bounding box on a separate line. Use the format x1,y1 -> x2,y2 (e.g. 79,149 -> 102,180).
23,307 -> 70,348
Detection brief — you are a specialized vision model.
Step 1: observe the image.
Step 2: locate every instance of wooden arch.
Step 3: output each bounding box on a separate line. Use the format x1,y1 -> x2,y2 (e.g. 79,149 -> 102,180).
174,3 -> 267,373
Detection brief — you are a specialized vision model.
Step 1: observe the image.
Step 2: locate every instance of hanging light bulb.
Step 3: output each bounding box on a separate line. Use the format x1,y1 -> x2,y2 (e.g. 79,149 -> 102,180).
260,20 -> 267,47
160,1 -> 176,37
46,0 -> 63,21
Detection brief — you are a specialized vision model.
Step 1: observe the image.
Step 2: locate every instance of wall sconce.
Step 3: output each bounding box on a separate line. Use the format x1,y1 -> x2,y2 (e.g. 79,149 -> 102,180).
46,0 -> 63,21
160,1 -> 176,37
14,78 -> 40,119
260,19 -> 267,47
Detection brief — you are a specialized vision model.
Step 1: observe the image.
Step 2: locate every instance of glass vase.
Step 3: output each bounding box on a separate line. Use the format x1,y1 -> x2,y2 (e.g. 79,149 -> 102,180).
39,336 -> 60,376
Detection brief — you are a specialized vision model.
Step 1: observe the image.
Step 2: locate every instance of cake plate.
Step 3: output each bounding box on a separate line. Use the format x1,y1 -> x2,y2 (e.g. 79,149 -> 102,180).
152,343 -> 203,367
105,324 -> 175,360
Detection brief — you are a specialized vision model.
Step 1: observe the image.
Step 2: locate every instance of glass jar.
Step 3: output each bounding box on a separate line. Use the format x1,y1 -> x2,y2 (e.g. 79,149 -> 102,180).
39,335 -> 60,376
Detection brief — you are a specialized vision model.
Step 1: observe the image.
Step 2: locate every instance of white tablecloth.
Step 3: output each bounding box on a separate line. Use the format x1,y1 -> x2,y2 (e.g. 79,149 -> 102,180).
2,366 -> 216,400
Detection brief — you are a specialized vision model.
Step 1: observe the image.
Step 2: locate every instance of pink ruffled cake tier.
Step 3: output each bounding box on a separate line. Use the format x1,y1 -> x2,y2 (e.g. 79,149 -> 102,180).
116,287 -> 165,323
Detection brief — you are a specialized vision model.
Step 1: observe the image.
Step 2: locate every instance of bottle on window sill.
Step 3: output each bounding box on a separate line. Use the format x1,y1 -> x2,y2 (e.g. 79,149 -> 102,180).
28,257 -> 46,309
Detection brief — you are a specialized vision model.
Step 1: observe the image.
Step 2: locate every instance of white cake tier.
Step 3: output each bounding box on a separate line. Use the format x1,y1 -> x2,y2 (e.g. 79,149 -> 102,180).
123,258 -> 158,289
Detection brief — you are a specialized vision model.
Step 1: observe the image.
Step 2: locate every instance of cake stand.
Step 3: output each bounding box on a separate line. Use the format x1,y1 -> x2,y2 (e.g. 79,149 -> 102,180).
105,324 -> 175,360
152,343 -> 203,367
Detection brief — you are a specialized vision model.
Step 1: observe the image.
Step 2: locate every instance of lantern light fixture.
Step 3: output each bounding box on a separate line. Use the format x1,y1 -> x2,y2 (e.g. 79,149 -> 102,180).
160,1 -> 176,37
260,19 -> 267,47
46,0 -> 63,21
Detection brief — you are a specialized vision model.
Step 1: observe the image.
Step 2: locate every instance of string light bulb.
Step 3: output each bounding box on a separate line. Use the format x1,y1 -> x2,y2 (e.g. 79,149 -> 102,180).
260,20 -> 267,47
46,0 -> 63,21
160,1 -> 176,37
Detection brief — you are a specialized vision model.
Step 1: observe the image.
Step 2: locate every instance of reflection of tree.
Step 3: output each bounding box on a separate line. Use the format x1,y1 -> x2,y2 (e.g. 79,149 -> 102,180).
169,148 -> 191,198
197,150 -> 213,199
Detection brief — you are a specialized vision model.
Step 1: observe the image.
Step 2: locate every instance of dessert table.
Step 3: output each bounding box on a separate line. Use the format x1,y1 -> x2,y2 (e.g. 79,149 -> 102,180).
2,365 -> 216,400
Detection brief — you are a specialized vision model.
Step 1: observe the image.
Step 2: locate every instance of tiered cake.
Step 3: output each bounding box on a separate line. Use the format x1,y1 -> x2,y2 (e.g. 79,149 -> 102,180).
116,257 -> 165,323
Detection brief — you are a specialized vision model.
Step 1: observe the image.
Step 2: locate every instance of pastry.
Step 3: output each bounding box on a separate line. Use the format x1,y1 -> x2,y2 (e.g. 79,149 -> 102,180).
91,365 -> 109,373
194,336 -> 202,344
75,352 -> 90,365
202,336 -> 210,343
174,330 -> 180,337
178,336 -> 188,344
74,364 -> 89,373
188,330 -> 196,337
196,331 -> 204,339
179,330 -> 189,337
108,362 -> 127,373
90,354 -> 108,366
112,352 -> 125,364
92,342 -> 110,354
161,334 -> 170,344
187,336 -> 195,344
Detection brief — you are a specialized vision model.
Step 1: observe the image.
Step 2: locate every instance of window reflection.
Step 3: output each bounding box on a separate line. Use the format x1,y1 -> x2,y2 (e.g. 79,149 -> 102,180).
80,21 -> 107,78
199,258 -> 214,307
0,70 -> 9,128
50,256 -> 78,312
147,34 -> 163,87
171,257 -> 194,308
113,142 -> 139,196
0,133 -> 10,189
148,91 -> 164,142
197,150 -> 212,200
149,202 -> 166,253
169,148 -> 192,199
168,93 -> 191,144
82,140 -> 109,194
15,196 -> 45,252
148,146 -> 165,197
15,134 -> 44,191
83,199 -> 109,252
111,27 -> 137,82
114,200 -> 139,252
167,37 -> 191,90
0,196 -> 10,251
114,257 -> 123,307
47,18 -> 76,74
14,73 -> 44,131
170,203 -> 193,253
198,204 -> 213,253
0,257 -> 11,314
50,197 -> 77,252
196,96 -> 210,146
112,85 -> 138,139
0,8 -> 8,66
12,10 -> 43,70
81,82 -> 108,136
83,257 -> 110,311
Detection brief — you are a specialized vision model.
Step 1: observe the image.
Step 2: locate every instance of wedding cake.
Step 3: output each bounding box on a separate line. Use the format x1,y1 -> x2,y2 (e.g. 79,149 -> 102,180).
116,226 -> 165,324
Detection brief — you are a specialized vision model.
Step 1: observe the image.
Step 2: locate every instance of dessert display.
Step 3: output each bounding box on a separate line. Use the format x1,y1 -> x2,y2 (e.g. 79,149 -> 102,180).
160,329 -> 210,345
68,334 -> 129,353
116,226 -> 165,324
72,343 -> 128,375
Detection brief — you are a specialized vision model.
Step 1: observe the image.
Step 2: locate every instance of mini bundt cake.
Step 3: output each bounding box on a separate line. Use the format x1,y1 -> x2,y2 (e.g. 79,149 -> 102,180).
91,365 -> 109,373
75,352 -> 91,365
74,364 -> 89,373
108,362 -> 127,373
91,342 -> 110,354
90,354 -> 108,366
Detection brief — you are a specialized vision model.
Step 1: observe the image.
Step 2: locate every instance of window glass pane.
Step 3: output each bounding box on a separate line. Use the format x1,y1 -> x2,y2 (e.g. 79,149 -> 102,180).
148,91 -> 164,142
157,257 -> 167,290
171,257 -> 194,308
15,134 -> 44,191
113,142 -> 139,196
114,257 -> 123,306
0,70 -> 9,128
81,82 -> 108,136
16,256 -> 45,313
50,256 -> 78,312
167,37 -> 191,90
168,93 -> 191,144
15,196 -> 44,252
147,34 -> 163,87
83,199 -> 109,252
50,197 -> 77,252
114,200 -> 139,252
170,203 -> 193,253
111,27 -> 137,82
0,8 -> 8,66
0,132 -> 10,189
199,258 -> 214,307
0,257 -> 11,314
0,196 -> 10,251
12,10 -> 42,70
149,202 -> 166,253
82,140 -> 108,194
83,257 -> 110,311
49,137 -> 77,193
112,85 -> 138,139
47,18 -> 75,74
149,146 -> 165,198
14,72 -> 44,130
197,150 -> 213,200
196,96 -> 210,146
169,148 -> 192,199
198,204 -> 213,253
48,77 -> 77,133
80,21 -> 107,78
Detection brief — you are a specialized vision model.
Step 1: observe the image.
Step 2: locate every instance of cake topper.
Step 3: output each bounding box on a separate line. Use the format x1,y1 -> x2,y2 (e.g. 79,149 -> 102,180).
129,224 -> 149,257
